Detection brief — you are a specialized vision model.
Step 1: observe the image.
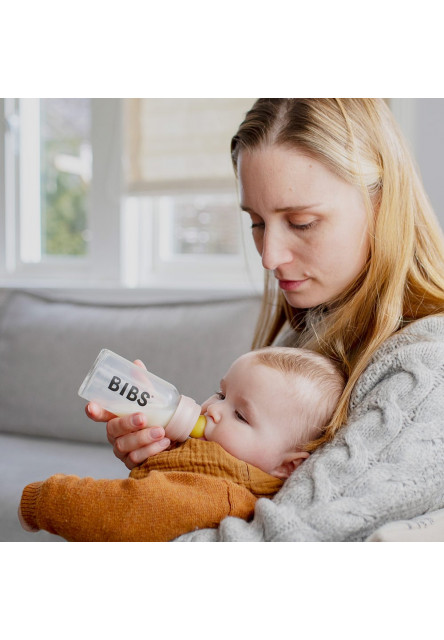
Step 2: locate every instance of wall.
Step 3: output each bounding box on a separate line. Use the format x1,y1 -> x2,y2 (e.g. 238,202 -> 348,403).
415,99 -> 444,229
392,98 -> 444,229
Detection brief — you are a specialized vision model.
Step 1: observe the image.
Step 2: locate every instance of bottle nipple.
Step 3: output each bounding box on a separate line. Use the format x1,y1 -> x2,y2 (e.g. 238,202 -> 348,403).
164,395 -> 204,442
189,415 -> 206,438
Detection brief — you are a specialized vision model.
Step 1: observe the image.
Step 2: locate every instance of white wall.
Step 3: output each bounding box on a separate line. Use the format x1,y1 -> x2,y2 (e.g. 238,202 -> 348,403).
392,98 -> 444,229
415,99 -> 444,229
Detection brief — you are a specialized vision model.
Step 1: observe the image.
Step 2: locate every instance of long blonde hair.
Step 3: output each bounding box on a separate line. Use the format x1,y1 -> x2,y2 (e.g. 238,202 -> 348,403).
231,99 -> 444,450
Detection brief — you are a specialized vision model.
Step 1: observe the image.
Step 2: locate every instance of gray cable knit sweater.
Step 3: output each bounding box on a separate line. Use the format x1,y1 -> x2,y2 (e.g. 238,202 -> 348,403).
176,315 -> 444,542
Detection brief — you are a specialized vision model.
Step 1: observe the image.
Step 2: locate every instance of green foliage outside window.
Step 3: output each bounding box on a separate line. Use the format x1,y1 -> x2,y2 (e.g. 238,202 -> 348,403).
40,98 -> 90,257
42,170 -> 88,255
41,138 -> 89,257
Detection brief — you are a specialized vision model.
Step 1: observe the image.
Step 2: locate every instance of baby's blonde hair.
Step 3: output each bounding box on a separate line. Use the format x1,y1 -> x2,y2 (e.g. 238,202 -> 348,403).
252,346 -> 345,450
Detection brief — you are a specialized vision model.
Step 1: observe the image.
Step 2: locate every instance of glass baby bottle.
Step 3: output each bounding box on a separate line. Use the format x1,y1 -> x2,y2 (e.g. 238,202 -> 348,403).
78,349 -> 206,441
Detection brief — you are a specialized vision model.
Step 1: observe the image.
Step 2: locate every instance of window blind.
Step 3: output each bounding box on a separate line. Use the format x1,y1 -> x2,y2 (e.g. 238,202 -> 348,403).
124,98 -> 255,190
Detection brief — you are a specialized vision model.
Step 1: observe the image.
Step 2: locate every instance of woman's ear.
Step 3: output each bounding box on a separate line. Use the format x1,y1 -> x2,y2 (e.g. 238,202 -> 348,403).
270,451 -> 310,479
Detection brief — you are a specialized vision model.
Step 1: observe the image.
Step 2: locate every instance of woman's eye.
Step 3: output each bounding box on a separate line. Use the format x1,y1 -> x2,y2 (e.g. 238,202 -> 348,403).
289,220 -> 317,232
249,214 -> 265,229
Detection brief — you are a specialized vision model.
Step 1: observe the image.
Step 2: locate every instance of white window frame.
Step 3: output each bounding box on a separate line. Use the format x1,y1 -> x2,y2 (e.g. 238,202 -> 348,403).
120,188 -> 262,290
0,98 -> 263,292
0,98 -> 122,287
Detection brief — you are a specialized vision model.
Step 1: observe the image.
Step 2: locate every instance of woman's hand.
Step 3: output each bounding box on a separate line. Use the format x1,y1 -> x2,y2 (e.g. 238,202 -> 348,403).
86,403 -> 171,469
85,359 -> 171,470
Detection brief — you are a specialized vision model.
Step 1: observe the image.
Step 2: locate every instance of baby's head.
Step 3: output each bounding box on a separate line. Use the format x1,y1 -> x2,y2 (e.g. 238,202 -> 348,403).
202,347 -> 345,478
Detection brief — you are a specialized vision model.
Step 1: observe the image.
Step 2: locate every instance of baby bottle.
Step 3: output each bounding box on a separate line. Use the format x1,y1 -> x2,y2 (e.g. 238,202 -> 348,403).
78,349 -> 206,441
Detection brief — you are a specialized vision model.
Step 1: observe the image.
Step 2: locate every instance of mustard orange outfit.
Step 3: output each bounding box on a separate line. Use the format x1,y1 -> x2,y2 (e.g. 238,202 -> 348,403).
19,439 -> 283,541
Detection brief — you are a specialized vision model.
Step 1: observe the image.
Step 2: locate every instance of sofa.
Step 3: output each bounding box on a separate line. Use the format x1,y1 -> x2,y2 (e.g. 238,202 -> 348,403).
0,287 -> 261,541
2,286 -> 443,542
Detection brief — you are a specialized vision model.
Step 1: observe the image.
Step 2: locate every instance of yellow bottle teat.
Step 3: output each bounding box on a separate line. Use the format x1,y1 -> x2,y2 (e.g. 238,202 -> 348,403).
189,415 -> 206,438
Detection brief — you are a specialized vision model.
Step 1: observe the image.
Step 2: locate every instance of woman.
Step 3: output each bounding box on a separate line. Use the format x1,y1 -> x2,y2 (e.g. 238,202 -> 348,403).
87,99 -> 444,541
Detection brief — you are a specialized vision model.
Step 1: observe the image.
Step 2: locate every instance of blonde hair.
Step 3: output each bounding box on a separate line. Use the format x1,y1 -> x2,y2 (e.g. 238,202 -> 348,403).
252,346 -> 345,450
232,99 -> 444,450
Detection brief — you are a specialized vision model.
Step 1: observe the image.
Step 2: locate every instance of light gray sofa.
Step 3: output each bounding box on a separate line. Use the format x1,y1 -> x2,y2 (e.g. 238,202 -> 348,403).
3,287 -> 443,542
0,287 -> 261,541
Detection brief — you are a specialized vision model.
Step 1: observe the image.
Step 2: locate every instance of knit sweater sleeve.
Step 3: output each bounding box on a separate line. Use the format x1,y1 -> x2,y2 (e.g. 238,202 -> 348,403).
176,316 -> 444,542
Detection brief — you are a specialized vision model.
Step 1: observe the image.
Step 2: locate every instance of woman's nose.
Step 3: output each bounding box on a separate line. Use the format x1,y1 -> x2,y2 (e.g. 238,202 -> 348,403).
261,230 -> 294,271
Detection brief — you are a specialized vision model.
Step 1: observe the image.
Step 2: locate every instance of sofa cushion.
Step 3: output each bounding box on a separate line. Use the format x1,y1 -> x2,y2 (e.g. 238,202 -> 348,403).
0,433 -> 129,541
0,289 -> 261,444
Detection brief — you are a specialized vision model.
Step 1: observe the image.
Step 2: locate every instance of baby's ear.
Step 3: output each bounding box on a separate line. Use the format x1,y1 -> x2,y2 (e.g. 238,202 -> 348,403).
270,451 -> 310,479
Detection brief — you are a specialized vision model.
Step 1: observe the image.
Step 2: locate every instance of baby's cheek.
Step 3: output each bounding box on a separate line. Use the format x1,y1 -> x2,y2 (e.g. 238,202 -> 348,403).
205,428 -> 231,451
216,432 -> 251,461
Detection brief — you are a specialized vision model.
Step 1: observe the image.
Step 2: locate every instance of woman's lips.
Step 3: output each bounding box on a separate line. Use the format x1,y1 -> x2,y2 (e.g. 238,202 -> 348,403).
278,278 -> 309,291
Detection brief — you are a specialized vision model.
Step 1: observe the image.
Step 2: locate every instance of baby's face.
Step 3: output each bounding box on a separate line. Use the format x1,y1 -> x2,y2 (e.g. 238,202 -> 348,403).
201,352 -> 308,477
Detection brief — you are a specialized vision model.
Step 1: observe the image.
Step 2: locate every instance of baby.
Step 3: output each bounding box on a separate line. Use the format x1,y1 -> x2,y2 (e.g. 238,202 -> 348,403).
19,346 -> 344,541
200,346 -> 344,477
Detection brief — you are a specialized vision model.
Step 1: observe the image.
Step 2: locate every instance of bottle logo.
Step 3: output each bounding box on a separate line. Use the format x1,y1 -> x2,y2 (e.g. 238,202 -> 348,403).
108,376 -> 151,407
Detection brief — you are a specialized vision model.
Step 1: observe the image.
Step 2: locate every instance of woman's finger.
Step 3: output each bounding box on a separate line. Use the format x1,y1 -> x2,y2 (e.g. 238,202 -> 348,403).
114,425 -> 166,455
114,437 -> 170,469
106,412 -> 154,442
85,402 -> 116,423
125,439 -> 171,469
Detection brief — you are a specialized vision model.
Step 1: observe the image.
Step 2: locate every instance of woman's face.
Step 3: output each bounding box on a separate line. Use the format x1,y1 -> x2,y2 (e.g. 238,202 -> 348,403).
238,145 -> 370,309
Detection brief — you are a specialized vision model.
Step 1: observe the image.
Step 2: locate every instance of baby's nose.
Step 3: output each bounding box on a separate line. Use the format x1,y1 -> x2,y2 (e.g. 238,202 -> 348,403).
206,401 -> 222,423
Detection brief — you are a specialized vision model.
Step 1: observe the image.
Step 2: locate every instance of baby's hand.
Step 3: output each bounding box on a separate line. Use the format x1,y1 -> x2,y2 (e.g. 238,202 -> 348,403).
17,505 -> 39,533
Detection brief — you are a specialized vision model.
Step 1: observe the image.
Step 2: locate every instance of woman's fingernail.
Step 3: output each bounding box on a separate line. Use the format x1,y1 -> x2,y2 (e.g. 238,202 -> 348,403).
151,428 -> 164,439
132,414 -> 145,427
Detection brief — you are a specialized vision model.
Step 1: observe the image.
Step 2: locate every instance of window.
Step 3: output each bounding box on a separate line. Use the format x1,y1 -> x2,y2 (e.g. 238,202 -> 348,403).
0,98 -> 262,290
121,99 -> 260,288
15,98 -> 92,263
1,98 -> 122,285
39,99 -> 91,258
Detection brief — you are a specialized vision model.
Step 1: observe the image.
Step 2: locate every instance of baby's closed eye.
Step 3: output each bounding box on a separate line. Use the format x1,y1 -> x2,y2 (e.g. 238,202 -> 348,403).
235,410 -> 248,423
